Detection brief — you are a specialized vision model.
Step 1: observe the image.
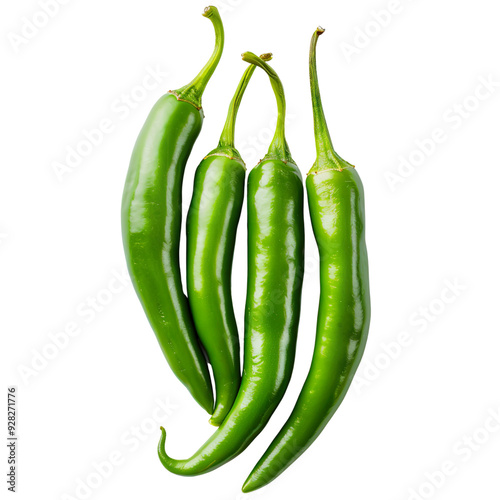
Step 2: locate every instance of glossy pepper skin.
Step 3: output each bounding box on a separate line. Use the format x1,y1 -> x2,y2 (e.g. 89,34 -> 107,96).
121,6 -> 224,415
158,53 -> 304,475
186,54 -> 272,426
242,28 -> 371,493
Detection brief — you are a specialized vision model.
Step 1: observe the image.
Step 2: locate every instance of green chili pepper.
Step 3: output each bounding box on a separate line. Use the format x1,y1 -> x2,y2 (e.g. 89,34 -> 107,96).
241,27 -> 371,493
186,53 -> 272,426
158,53 -> 304,475
121,6 -> 224,415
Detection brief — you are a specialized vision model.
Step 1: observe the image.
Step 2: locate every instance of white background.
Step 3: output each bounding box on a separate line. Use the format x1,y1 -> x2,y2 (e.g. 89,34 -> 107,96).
1,0 -> 500,499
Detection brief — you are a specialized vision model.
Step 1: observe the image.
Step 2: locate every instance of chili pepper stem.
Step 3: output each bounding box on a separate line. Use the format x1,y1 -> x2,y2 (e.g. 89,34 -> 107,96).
173,6 -> 224,109
218,53 -> 273,151
309,27 -> 354,173
241,52 -> 294,164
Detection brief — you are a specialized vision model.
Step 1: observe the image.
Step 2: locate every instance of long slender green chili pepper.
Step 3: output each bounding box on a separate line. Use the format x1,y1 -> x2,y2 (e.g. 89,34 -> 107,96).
158,53 -> 304,474
241,27 -> 371,493
121,6 -> 224,415
186,53 -> 272,426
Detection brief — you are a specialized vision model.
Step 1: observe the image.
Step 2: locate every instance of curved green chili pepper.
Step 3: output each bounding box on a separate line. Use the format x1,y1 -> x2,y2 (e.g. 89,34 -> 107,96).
158,53 -> 304,474
186,53 -> 272,426
121,6 -> 224,415
241,28 -> 371,493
